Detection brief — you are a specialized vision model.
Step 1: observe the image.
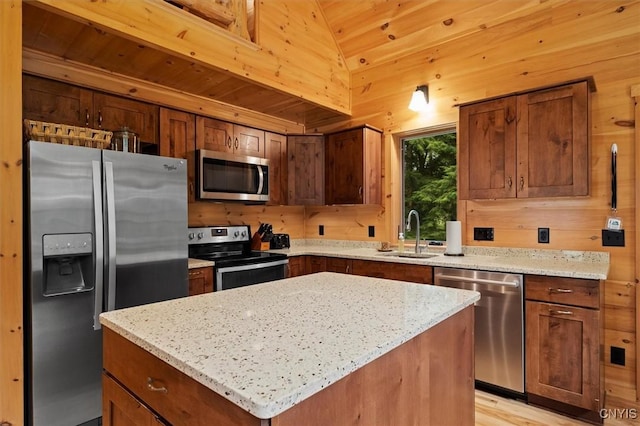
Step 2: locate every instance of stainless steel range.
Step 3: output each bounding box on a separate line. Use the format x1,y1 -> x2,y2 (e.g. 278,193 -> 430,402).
188,225 -> 288,291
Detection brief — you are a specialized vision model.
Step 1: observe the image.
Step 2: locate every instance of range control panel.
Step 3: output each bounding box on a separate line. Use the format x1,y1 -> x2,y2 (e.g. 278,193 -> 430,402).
187,225 -> 250,244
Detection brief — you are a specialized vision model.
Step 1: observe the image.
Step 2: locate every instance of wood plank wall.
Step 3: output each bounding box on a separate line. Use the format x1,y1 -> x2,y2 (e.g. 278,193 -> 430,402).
0,2 -> 23,424
320,1 -> 639,402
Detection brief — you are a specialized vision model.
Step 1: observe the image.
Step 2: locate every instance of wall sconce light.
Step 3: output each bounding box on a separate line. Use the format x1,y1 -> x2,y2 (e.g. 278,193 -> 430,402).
408,85 -> 429,112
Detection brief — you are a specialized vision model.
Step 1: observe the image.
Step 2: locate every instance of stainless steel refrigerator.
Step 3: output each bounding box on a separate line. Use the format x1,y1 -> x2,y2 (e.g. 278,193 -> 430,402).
24,141 -> 189,426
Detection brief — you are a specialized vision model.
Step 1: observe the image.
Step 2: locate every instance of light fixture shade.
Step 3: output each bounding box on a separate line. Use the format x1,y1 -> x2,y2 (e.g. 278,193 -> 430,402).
409,85 -> 429,112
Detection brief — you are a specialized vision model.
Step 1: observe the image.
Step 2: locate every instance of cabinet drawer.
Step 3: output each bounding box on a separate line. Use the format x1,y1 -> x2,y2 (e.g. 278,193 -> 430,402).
351,260 -> 433,284
103,328 -> 261,426
525,275 -> 599,309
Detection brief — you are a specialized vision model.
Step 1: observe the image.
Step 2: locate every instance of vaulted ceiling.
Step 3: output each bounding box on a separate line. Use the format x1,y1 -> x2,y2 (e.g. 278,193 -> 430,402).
318,0 -> 566,72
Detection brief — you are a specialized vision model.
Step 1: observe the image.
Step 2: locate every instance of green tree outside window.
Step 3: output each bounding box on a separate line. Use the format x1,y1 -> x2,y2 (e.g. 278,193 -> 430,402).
403,131 -> 457,241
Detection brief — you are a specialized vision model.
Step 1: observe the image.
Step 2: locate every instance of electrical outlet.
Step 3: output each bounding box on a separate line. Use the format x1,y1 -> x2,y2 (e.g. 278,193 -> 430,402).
318,225 -> 324,236
368,226 -> 375,238
538,228 -> 550,244
473,227 -> 494,241
602,229 -> 624,247
611,346 -> 625,366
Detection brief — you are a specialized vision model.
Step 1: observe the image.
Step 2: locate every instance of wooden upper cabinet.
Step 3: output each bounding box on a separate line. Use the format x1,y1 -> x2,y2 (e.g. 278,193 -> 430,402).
23,74 -> 93,127
516,82 -> 589,197
265,132 -> 287,205
325,126 -> 382,205
458,97 -> 517,200
287,134 -> 325,205
23,75 -> 160,145
159,108 -> 196,202
93,93 -> 159,144
459,80 -> 591,200
196,117 -> 265,157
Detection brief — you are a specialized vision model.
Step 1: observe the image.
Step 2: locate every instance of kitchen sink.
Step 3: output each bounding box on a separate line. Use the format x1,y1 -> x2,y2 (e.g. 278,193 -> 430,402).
377,251 -> 440,259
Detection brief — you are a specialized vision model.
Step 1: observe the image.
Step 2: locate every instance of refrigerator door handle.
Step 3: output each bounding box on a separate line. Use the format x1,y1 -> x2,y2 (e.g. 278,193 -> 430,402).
92,160 -> 104,330
105,161 -> 117,312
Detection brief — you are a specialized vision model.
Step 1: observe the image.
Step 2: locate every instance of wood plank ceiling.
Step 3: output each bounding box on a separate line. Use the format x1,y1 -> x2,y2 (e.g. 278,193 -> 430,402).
22,0 -> 566,129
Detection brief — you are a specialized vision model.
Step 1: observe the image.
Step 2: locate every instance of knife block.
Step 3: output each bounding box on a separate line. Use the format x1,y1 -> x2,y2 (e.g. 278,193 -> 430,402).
251,233 -> 270,251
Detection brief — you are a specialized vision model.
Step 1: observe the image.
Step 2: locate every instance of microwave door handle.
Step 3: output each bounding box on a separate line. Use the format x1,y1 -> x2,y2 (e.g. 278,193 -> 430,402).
104,161 -> 117,312
256,165 -> 264,195
92,160 -> 104,330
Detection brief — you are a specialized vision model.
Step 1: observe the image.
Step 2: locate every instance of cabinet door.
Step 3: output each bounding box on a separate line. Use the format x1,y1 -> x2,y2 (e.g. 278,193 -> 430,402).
287,256 -> 306,277
287,135 -> 325,205
93,93 -> 159,144
265,132 -> 288,205
188,267 -> 214,296
23,74 -> 93,127
351,260 -> 432,284
326,128 -> 364,204
525,301 -> 600,411
516,82 -> 589,197
233,124 -> 265,157
459,97 -> 517,200
103,373 -> 166,426
326,257 -> 352,274
160,108 -> 196,202
195,116 -> 233,152
306,256 -> 327,274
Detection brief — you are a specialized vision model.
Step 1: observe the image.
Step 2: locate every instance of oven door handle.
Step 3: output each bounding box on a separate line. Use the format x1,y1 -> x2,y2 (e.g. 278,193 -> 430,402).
216,259 -> 289,291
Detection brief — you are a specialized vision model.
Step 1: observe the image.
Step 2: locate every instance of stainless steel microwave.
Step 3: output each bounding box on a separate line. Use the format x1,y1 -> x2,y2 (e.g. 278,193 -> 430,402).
197,149 -> 270,202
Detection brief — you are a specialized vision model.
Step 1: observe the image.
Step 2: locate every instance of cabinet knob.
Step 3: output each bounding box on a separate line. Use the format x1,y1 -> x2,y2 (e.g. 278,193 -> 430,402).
85,109 -> 90,127
98,110 -> 103,128
234,137 -> 239,150
227,136 -> 232,148
506,176 -> 512,188
519,176 -> 524,190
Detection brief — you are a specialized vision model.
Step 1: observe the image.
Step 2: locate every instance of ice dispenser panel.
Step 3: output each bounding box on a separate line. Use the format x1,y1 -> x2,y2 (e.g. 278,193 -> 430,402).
42,233 -> 93,296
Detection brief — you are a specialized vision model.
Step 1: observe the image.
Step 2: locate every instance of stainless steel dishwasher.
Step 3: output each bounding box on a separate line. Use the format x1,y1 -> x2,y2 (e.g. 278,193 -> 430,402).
434,267 -> 524,395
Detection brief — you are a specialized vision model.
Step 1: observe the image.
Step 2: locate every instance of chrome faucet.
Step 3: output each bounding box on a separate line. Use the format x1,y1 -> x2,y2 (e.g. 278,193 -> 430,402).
406,209 -> 421,253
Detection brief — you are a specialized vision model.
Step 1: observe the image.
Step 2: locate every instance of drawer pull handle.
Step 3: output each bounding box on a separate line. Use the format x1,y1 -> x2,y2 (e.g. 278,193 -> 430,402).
548,288 -> 573,294
147,377 -> 168,393
549,309 -> 573,316
189,271 -> 203,277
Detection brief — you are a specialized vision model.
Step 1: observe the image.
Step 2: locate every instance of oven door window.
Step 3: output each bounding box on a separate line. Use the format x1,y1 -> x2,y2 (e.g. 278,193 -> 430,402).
202,158 -> 268,195
216,260 -> 288,291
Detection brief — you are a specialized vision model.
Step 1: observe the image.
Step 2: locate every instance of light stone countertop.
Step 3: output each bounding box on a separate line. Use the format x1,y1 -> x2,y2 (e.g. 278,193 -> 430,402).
273,240 -> 610,280
100,272 -> 480,419
188,258 -> 214,269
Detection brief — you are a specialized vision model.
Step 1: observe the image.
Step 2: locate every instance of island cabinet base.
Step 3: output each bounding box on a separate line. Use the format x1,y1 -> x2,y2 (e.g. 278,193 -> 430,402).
103,306 -> 474,426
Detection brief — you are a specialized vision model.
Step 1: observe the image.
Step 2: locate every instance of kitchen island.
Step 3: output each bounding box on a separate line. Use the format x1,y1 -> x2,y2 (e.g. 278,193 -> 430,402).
100,272 -> 480,425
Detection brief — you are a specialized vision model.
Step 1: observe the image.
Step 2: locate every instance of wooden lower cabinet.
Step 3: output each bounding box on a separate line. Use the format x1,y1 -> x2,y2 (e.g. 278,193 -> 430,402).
306,256 -> 327,274
286,256 -> 306,277
325,257 -> 352,274
351,259 -> 433,284
103,307 -> 475,426
188,267 -> 214,296
103,373 -> 167,426
525,275 -> 603,417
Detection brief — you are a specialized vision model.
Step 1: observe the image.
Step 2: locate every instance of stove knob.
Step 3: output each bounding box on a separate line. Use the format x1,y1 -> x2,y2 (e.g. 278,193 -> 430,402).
234,231 -> 240,238
197,232 -> 204,240
241,231 -> 247,238
188,232 -> 195,240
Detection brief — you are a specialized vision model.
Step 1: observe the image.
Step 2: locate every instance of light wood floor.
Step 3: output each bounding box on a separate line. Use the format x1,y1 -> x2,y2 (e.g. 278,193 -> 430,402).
476,391 -> 640,426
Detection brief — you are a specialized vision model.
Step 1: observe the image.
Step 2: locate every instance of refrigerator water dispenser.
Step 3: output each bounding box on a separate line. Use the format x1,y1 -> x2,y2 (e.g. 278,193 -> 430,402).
42,233 -> 93,296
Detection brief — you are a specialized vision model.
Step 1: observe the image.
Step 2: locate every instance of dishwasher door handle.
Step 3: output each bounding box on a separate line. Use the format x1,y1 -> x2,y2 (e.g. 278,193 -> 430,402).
435,273 -> 520,288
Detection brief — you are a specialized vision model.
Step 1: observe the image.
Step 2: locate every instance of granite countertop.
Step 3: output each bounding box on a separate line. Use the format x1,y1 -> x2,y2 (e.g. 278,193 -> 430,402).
272,241 -> 610,280
188,258 -> 214,269
100,272 -> 479,419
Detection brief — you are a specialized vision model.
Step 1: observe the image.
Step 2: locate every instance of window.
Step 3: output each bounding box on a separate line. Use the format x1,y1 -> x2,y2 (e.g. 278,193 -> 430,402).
402,129 -> 457,242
